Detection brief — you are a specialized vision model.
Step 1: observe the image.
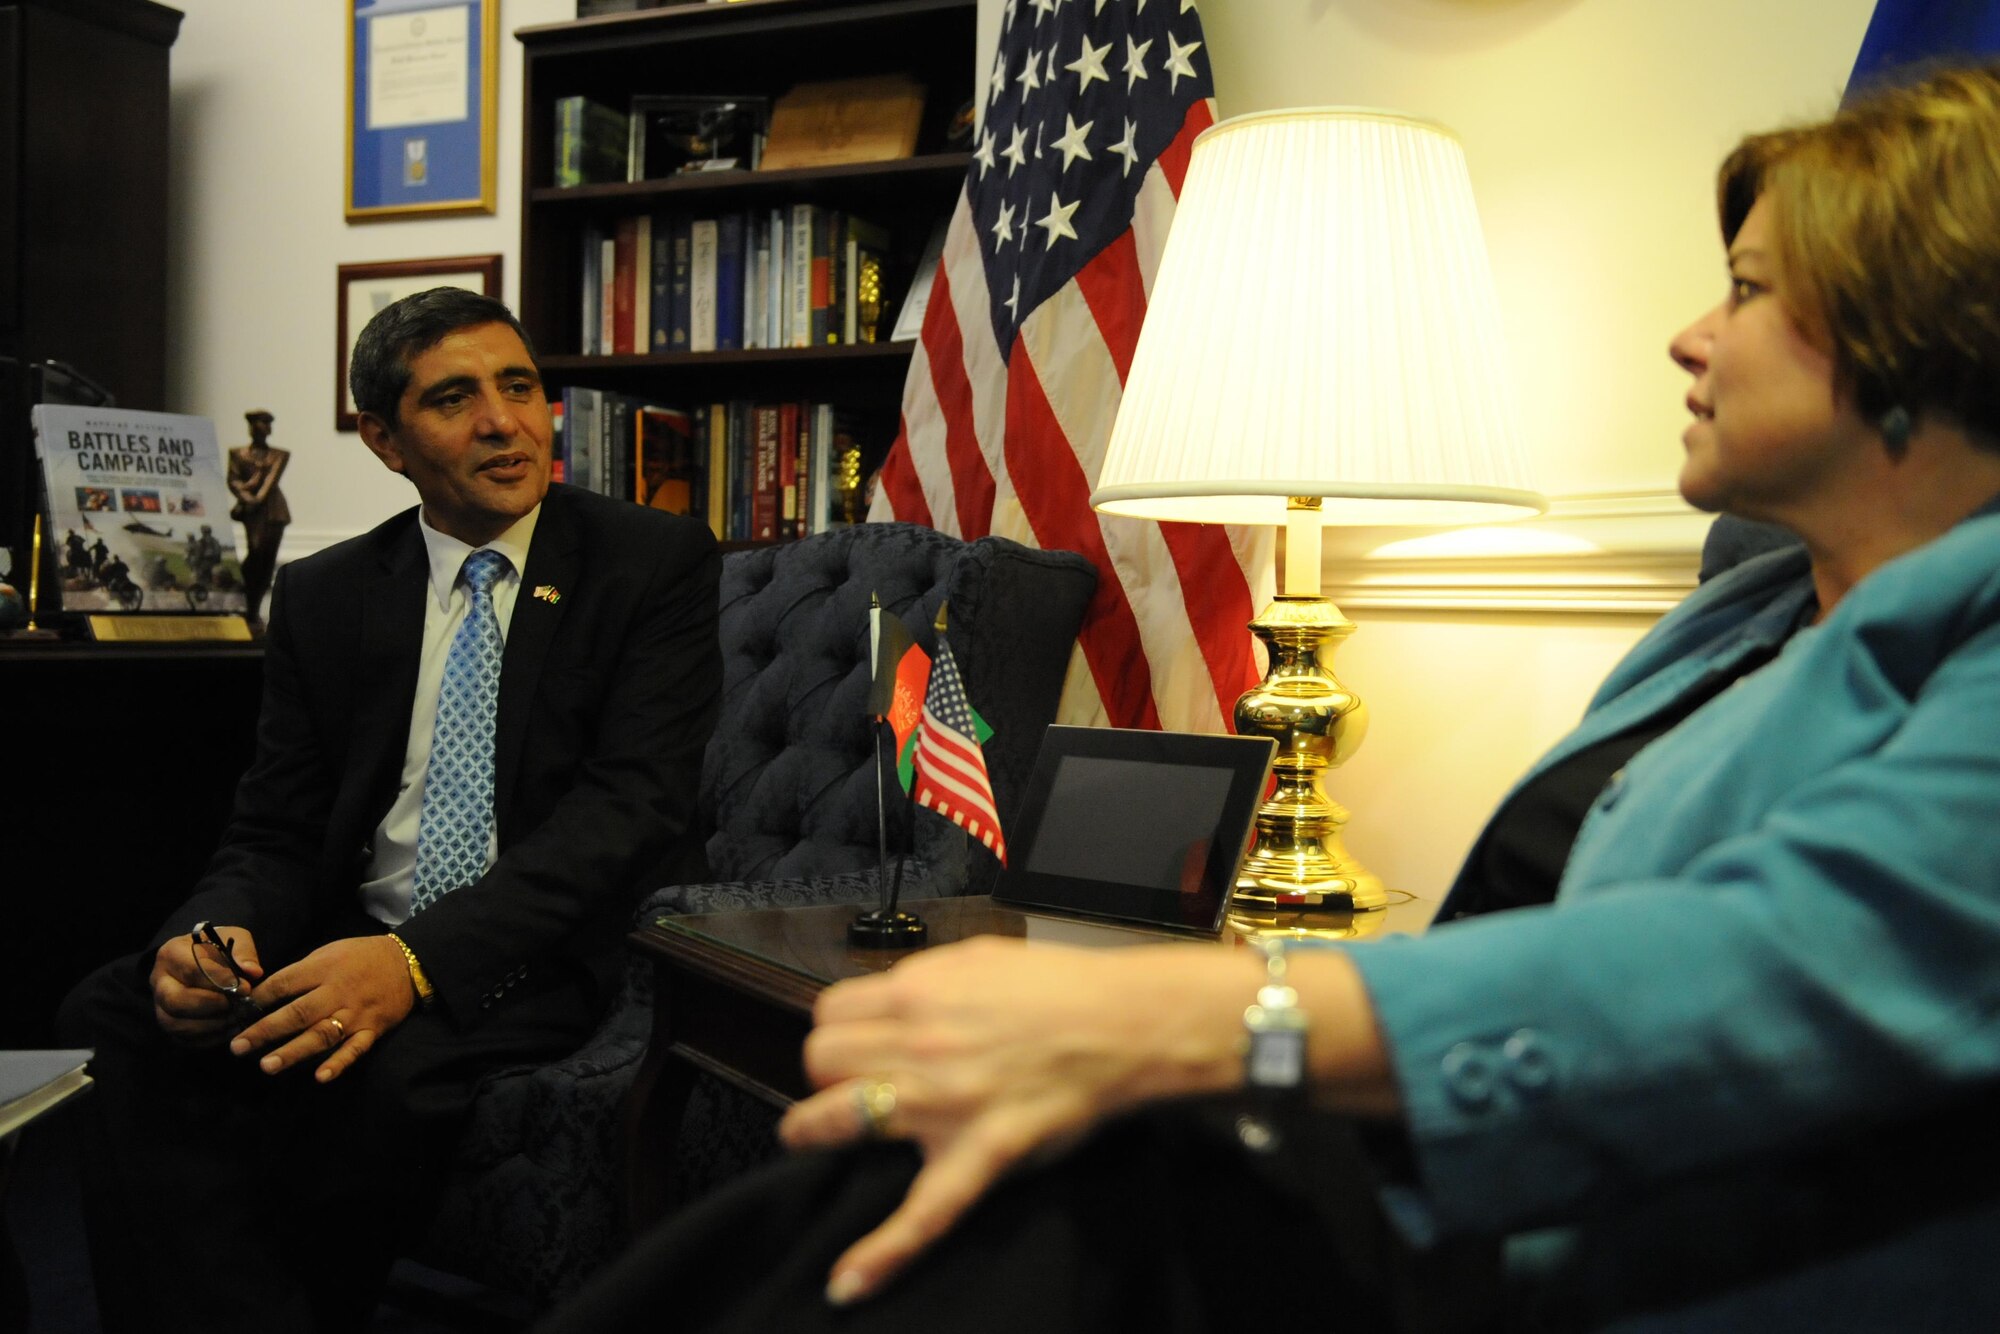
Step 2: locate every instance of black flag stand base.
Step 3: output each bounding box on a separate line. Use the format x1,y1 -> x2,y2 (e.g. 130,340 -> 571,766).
848,907 -> 928,948
851,696 -> 927,949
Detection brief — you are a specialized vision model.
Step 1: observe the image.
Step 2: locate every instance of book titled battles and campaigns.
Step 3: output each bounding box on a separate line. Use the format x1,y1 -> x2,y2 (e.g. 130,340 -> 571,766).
32,405 -> 249,615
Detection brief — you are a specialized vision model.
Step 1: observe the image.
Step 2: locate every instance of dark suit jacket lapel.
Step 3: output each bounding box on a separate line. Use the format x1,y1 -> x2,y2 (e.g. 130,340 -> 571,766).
497,491 -> 579,832
355,522 -> 428,825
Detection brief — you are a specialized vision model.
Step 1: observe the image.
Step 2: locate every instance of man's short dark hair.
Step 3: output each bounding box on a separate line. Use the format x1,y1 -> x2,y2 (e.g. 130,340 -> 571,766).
348,287 -> 538,425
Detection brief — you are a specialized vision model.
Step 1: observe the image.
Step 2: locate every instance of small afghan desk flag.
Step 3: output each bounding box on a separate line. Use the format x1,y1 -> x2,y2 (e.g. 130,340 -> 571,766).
913,632 -> 1007,863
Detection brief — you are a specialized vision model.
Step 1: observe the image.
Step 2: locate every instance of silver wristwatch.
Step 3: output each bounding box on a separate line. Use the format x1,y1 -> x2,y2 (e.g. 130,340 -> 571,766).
1242,940 -> 1309,1093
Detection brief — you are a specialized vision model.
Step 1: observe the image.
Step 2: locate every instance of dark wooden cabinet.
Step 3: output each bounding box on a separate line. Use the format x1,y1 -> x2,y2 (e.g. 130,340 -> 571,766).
0,0 -> 191,1041
0,0 -> 182,583
1,644 -> 262,1048
514,0 -> 976,537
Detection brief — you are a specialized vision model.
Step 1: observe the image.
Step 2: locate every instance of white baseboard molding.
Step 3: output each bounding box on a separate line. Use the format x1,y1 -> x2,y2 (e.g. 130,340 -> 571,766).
1318,489 -> 1711,615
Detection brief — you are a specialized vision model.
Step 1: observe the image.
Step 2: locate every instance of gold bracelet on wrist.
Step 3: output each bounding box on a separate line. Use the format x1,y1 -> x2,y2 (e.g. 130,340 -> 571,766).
386,931 -> 436,1005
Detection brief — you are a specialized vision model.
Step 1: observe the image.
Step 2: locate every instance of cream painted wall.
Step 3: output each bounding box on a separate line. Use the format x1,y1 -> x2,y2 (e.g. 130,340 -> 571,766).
1328,611 -> 1649,897
165,0 -> 574,559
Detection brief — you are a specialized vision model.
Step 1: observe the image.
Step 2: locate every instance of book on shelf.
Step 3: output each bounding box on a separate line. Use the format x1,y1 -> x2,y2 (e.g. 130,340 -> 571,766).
1,1049 -> 92,1141
628,94 -> 768,180
759,74 -> 925,172
605,393 -> 636,500
561,387 -> 600,494
767,207 -> 788,348
745,218 -> 769,351
580,226 -> 604,354
825,207 -> 847,347
810,210 -> 834,346
30,405 -> 249,615
648,217 -> 674,353
750,405 -> 780,541
809,402 -> 835,534
715,212 -> 746,352
777,401 -> 800,537
611,217 -> 639,356
787,203 -> 818,349
554,95 -> 629,188
633,215 -> 654,353
794,404 -> 812,538
599,234 -> 617,353
730,401 -> 753,539
636,405 -> 698,514
550,397 -> 566,484
689,218 -> 720,353
701,403 -> 727,541
667,217 -> 693,352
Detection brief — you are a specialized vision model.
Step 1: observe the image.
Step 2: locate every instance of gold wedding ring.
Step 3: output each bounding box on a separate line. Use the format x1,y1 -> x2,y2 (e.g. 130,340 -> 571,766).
326,1016 -> 346,1044
853,1080 -> 897,1138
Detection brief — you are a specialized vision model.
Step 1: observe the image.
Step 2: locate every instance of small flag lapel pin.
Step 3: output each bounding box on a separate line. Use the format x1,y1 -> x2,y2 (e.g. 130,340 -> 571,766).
532,584 -> 562,605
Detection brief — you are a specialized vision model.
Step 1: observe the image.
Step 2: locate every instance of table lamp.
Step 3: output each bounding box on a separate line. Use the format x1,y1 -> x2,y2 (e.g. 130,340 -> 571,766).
1092,108 -> 1545,924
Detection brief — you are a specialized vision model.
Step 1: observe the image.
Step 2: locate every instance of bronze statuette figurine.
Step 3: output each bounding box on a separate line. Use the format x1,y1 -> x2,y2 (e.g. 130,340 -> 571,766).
227,409 -> 290,625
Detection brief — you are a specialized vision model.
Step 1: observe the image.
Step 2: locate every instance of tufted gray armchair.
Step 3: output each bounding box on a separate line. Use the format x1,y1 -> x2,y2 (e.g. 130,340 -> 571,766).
414,523 -> 1098,1307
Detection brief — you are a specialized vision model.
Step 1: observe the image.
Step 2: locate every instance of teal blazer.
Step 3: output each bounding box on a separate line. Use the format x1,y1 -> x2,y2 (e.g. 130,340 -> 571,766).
1348,504 -> 2000,1324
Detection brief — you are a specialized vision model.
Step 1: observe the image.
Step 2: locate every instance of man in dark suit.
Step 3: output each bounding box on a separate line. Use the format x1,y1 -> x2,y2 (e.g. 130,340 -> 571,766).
58,288 -> 722,1332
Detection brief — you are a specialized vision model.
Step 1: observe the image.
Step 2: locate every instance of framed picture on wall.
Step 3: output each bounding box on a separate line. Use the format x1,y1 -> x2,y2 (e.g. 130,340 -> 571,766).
346,0 -> 498,221
336,254 -> 502,431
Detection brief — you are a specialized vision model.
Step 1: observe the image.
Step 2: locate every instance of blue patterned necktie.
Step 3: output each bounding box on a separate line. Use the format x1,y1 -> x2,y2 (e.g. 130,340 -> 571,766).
412,548 -> 510,912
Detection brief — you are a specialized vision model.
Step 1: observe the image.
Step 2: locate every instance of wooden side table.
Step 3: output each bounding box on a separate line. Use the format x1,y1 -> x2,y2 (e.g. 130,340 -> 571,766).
621,892 -> 1437,1224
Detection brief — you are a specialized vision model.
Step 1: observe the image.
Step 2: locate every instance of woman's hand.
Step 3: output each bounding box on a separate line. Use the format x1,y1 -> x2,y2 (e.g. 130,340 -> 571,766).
777,936 -> 1259,1306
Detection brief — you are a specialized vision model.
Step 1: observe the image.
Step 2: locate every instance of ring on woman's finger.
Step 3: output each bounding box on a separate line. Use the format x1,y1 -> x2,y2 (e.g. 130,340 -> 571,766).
853,1080 -> 897,1138
325,1016 -> 345,1046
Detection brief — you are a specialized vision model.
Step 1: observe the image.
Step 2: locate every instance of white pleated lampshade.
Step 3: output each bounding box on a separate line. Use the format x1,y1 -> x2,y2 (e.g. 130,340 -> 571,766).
1092,108 -> 1545,526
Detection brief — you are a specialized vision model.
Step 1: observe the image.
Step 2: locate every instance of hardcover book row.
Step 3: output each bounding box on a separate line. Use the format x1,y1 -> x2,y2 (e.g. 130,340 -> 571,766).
580,205 -> 905,356
555,387 -> 861,544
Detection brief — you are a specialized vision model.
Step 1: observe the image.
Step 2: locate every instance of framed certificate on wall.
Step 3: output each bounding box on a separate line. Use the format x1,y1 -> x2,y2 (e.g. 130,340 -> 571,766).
336,255 -> 502,429
346,0 -> 498,221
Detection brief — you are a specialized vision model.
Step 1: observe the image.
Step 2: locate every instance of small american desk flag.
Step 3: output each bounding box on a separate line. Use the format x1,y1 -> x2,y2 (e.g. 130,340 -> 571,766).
913,634 -> 1007,862
868,0 -> 1272,734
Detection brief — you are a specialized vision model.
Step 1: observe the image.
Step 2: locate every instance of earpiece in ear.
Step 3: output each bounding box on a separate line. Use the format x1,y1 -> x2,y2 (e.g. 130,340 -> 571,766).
1880,405 -> 1913,457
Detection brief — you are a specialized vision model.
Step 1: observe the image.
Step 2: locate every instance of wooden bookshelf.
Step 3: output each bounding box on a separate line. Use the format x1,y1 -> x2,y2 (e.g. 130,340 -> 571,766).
516,0 -> 974,365
515,0 -> 974,542
2,0 -> 183,608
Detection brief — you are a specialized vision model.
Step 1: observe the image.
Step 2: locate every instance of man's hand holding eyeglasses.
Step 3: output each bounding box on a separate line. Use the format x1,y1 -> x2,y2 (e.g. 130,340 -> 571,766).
229,936 -> 417,1084
151,925 -> 264,1046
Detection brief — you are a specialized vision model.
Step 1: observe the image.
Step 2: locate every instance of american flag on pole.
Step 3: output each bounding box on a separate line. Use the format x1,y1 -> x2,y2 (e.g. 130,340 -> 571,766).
868,0 -> 1273,733
913,632 -> 1008,861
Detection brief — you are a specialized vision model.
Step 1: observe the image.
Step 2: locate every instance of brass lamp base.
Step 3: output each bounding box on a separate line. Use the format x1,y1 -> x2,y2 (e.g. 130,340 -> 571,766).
1231,595 -> 1386,920
1225,900 -> 1395,942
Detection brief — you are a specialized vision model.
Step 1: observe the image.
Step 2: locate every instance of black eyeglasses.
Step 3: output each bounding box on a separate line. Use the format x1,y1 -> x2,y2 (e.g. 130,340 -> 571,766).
188,920 -> 264,1018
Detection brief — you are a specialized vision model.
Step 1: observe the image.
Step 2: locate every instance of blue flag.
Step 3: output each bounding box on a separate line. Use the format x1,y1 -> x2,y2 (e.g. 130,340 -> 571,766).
1849,0 -> 2000,97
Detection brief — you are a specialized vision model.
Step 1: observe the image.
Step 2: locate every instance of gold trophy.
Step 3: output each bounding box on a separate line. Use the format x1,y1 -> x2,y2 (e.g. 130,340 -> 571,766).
837,444 -> 866,525
856,254 -> 885,344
